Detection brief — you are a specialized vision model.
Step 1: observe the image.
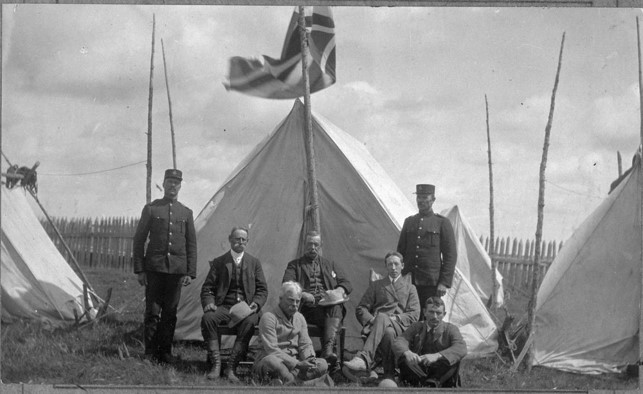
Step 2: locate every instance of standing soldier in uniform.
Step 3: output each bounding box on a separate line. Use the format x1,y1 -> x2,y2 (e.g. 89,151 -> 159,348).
397,184 -> 456,307
133,169 -> 197,364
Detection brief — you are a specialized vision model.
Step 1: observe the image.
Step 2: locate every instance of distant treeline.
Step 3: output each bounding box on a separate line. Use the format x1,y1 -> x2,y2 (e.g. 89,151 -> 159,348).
40,217 -> 562,295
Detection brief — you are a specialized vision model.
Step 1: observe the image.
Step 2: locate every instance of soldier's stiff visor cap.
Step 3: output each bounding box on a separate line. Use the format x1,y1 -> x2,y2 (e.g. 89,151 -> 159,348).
164,169 -> 183,181
414,184 -> 435,195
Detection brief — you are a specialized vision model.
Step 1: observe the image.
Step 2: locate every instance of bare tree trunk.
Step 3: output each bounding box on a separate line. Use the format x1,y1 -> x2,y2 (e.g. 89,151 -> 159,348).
485,94 -> 497,309
636,16 -> 643,382
526,32 -> 566,371
146,14 -> 156,204
161,38 -> 177,170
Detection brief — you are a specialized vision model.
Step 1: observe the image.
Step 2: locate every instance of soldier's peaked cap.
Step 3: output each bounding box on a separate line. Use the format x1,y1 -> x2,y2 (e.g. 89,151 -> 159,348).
414,184 -> 435,195
164,169 -> 183,181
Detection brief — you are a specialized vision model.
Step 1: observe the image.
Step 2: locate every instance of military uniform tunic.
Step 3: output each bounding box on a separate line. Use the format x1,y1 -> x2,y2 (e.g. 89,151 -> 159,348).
133,197 -> 197,278
397,210 -> 457,289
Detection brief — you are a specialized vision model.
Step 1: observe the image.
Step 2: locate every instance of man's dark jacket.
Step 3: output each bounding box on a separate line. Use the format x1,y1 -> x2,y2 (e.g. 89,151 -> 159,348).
282,255 -> 353,296
200,251 -> 268,309
133,197 -> 197,278
392,320 -> 467,365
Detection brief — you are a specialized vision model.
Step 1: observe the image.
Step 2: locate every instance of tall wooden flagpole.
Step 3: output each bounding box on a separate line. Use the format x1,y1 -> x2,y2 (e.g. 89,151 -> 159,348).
526,32 -> 566,371
298,6 -> 320,233
161,38 -> 177,170
636,16 -> 643,385
485,94 -> 497,309
146,14 -> 156,204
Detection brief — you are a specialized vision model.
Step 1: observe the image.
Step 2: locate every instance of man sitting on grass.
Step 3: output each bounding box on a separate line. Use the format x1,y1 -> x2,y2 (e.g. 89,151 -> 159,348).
253,281 -> 329,386
392,296 -> 467,387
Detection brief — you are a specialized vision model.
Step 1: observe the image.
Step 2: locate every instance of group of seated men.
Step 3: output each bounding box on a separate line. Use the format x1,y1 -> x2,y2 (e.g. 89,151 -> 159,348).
199,226 -> 467,387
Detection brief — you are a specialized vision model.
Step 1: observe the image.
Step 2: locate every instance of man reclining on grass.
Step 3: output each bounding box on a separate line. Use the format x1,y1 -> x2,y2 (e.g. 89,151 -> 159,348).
391,296 -> 467,388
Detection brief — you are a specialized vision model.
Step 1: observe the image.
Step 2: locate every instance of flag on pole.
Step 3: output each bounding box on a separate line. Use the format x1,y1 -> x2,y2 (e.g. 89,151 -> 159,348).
223,6 -> 336,99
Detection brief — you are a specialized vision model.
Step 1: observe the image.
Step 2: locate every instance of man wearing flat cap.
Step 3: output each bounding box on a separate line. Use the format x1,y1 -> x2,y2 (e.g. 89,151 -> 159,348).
397,184 -> 456,309
133,169 -> 197,364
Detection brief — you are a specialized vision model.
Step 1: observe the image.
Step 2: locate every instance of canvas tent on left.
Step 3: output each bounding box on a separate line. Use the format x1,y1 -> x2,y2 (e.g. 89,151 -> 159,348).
1,184 -> 96,324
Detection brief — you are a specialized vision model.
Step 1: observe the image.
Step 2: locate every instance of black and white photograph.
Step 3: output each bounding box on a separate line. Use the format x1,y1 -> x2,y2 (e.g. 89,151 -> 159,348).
1,2 -> 640,392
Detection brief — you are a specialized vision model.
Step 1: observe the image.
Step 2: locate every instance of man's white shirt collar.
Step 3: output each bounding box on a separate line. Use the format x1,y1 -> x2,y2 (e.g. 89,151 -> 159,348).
231,250 -> 244,265
389,275 -> 400,284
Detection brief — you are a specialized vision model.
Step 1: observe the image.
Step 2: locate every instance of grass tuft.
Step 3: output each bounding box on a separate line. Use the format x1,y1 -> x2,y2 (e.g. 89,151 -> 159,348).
1,267 -> 638,390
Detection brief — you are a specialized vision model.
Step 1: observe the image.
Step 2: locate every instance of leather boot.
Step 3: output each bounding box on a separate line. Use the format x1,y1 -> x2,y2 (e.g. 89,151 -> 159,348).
321,317 -> 341,365
206,339 -> 221,381
224,341 -> 245,383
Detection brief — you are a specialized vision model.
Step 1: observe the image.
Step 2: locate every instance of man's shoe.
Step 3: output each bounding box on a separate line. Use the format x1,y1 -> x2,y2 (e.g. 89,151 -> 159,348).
343,356 -> 367,371
158,353 -> 178,364
224,367 -> 241,383
269,378 -> 284,386
142,352 -> 158,363
342,365 -> 372,384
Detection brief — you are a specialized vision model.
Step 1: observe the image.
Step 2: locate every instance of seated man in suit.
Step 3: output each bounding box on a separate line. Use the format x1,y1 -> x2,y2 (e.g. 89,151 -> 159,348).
200,227 -> 268,382
253,281 -> 329,386
392,296 -> 467,387
343,251 -> 420,381
282,231 -> 352,366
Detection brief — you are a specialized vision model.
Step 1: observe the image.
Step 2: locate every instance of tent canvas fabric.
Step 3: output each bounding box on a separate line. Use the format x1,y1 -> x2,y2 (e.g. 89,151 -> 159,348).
441,205 -> 504,308
175,100 -> 497,357
1,185 -> 91,324
533,153 -> 641,374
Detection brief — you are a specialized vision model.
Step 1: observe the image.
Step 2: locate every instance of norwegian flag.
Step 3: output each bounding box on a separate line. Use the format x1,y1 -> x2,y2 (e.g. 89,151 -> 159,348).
224,6 -> 336,99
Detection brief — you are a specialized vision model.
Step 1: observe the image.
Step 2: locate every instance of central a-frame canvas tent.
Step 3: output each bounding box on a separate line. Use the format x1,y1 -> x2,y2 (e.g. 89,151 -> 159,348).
533,151 -> 641,374
1,184 -> 94,324
175,100 -> 498,356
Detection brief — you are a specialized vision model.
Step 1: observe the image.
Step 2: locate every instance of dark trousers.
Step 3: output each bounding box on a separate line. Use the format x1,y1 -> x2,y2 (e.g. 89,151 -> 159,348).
416,285 -> 438,320
416,285 -> 438,307
399,359 -> 460,388
144,272 -> 183,356
201,306 -> 259,345
300,304 -> 343,326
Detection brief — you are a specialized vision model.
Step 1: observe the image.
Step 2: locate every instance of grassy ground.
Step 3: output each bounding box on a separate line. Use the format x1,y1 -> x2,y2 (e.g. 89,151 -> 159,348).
1,267 -> 638,390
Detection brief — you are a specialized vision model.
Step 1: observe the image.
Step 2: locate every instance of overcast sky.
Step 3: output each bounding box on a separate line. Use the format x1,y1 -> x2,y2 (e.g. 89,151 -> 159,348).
2,5 -> 641,242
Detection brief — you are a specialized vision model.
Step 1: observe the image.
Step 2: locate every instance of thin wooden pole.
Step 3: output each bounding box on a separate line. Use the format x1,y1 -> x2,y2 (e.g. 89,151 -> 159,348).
485,94 -> 497,309
617,151 -> 623,177
636,16 -> 643,384
298,6 -> 320,233
526,32 -> 565,371
161,38 -> 177,170
146,14 -> 156,204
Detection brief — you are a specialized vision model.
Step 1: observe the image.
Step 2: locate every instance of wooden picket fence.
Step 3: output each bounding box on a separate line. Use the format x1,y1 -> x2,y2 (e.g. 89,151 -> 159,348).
479,235 -> 563,297
40,216 -> 564,292
41,216 -> 138,271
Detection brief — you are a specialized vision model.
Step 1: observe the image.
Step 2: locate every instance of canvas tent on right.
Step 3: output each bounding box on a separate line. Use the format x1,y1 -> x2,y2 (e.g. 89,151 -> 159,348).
533,151 -> 641,374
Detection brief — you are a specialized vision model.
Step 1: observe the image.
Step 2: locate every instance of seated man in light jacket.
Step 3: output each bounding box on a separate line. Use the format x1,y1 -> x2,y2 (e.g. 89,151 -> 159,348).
392,296 -> 467,387
343,251 -> 420,381
253,281 -> 329,386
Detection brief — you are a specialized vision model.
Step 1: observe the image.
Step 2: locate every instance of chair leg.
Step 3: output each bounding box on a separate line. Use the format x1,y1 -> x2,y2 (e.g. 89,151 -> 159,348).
339,327 -> 345,366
